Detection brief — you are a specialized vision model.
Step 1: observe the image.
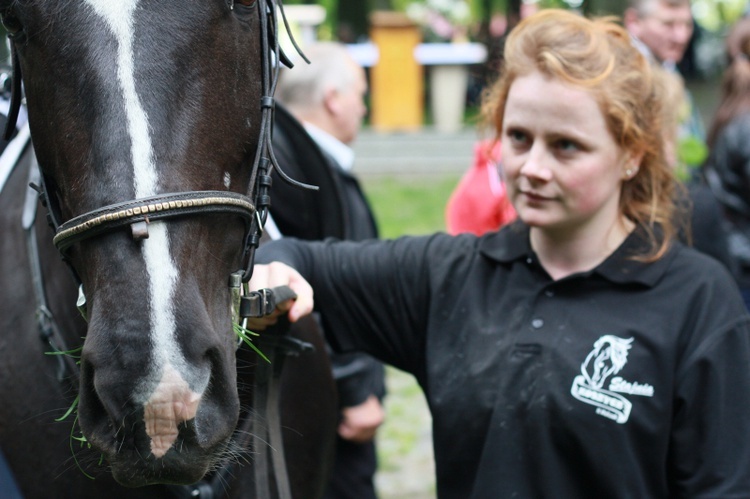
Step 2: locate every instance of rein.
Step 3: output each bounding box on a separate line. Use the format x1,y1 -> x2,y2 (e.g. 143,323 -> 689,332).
4,0 -> 318,497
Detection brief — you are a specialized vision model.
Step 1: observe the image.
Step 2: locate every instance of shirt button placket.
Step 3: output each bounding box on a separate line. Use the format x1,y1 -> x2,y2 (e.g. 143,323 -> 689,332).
530,286 -> 555,330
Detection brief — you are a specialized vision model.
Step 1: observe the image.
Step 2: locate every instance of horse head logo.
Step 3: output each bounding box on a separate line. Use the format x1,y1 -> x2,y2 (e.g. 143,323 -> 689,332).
581,336 -> 634,389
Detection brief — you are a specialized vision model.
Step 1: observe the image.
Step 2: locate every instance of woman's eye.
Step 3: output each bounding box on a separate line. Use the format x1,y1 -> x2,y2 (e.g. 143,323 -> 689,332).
506,129 -> 528,145
557,139 -> 580,152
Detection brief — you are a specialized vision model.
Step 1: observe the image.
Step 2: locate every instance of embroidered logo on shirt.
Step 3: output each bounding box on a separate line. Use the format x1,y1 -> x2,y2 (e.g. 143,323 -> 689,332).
570,335 -> 654,424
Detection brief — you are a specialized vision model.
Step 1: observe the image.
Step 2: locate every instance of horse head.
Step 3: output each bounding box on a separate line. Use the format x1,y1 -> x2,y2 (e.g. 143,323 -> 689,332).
1,0 -> 275,486
581,336 -> 634,389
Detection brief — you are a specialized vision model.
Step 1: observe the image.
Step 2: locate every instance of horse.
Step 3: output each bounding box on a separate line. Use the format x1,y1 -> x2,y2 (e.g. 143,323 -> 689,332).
0,1 -> 337,497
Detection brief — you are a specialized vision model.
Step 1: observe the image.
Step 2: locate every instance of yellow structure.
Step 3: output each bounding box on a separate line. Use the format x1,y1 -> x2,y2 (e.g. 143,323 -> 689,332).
369,11 -> 423,131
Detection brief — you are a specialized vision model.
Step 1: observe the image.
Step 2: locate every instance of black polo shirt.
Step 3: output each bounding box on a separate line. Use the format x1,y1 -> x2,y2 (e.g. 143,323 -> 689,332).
257,224 -> 750,498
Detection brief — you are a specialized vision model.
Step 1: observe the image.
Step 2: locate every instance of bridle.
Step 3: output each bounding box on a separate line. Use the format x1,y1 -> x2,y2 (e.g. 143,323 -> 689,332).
3,1 -> 318,497
7,0 -> 313,284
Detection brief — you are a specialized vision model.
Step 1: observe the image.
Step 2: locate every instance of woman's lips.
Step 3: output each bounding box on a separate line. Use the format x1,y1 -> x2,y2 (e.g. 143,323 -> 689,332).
521,190 -> 552,202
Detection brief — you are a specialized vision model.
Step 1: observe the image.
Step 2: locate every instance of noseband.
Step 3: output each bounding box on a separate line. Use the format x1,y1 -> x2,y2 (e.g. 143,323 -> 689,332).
52,191 -> 256,252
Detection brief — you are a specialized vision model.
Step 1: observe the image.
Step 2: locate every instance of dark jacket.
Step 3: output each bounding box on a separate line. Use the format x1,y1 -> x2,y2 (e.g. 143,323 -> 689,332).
675,179 -> 735,273
704,113 -> 750,287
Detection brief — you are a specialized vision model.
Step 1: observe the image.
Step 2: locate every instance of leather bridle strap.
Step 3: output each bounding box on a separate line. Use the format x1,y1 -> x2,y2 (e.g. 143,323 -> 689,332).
52,191 -> 255,253
23,154 -> 80,387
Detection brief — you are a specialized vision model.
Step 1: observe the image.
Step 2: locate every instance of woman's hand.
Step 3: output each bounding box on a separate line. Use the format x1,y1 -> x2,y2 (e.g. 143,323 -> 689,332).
245,262 -> 314,330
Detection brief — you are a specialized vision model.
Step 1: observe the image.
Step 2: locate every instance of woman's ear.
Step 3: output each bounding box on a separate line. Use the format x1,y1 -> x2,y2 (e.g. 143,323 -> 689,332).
622,151 -> 644,180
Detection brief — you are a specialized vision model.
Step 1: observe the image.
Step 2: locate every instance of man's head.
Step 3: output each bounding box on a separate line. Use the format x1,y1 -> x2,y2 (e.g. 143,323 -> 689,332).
276,42 -> 367,145
624,0 -> 694,65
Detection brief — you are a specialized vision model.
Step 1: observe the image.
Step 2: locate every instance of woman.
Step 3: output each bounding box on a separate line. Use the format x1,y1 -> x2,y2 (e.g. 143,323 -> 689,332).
249,10 -> 750,497
703,16 -> 750,309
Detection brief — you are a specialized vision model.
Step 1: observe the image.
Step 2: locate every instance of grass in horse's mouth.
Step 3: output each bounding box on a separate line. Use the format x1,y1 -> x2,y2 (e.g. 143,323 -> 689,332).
233,323 -> 270,363
46,346 -> 101,479
45,344 -> 83,360
53,394 -> 99,480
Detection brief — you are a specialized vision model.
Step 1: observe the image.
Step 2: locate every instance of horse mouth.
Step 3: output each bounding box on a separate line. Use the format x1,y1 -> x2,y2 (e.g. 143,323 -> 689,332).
104,419 -> 229,487
80,399 -> 236,487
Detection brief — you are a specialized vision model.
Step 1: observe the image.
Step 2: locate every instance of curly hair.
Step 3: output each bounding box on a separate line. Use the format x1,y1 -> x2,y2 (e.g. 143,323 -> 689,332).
481,9 -> 676,260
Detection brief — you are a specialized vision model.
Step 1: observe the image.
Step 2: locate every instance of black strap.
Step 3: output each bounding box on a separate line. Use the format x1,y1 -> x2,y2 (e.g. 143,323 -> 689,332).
240,285 -> 297,318
24,156 -> 79,387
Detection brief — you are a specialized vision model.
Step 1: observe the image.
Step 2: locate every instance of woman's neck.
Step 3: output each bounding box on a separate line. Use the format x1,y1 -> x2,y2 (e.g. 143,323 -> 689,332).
530,217 -> 635,280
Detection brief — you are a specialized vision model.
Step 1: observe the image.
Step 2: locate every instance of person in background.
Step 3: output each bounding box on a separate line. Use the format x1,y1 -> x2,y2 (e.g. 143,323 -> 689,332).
652,66 -> 735,271
270,42 -> 385,499
248,10 -> 750,497
702,16 -> 750,309
444,139 -> 516,236
624,0 -> 694,69
624,0 -> 707,163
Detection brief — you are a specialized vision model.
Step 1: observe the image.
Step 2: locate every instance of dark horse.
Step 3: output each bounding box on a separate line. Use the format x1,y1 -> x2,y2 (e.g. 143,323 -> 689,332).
0,1 -> 336,497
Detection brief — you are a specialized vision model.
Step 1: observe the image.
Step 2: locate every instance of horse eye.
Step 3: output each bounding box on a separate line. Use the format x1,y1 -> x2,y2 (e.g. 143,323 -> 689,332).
1,11 -> 22,36
235,0 -> 256,6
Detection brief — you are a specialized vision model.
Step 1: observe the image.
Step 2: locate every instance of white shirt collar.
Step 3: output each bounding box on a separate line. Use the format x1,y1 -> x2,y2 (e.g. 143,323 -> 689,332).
303,122 -> 355,172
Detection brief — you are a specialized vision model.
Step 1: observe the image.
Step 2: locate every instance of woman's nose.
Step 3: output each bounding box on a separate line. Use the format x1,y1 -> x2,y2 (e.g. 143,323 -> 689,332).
518,146 -> 552,181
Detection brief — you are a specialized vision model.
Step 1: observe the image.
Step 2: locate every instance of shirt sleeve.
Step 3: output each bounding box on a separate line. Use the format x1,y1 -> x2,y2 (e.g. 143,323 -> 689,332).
255,235 -> 446,376
670,315 -> 750,496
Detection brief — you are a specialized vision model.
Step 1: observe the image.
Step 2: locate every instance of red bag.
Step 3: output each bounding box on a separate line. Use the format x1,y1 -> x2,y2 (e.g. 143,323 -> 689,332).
445,140 -> 516,236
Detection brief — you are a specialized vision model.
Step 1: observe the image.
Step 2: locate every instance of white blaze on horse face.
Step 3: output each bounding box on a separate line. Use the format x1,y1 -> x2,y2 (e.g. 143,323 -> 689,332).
83,0 -> 157,197
84,0 -> 209,454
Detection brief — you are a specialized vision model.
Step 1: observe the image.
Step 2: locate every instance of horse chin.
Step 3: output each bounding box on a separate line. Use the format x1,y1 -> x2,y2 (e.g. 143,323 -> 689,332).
108,445 -> 217,488
91,407 -> 236,487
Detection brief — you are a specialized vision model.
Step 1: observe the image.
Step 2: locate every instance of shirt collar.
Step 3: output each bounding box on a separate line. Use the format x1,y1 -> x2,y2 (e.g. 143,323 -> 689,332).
478,222 -> 674,287
303,122 -> 355,172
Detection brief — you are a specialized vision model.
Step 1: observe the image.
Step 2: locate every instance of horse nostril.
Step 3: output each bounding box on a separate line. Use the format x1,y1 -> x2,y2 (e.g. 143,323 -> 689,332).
77,358 -> 118,450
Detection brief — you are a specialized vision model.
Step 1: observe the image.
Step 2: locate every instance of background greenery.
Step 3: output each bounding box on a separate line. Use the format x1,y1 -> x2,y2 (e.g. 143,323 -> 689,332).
282,0 -> 747,46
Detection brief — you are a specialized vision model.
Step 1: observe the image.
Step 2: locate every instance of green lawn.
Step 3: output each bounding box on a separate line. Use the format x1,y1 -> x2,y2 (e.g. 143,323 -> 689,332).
362,173 -> 461,238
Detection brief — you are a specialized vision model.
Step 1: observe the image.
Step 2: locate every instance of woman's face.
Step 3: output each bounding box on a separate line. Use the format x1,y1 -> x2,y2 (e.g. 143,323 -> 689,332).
501,71 -> 631,237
